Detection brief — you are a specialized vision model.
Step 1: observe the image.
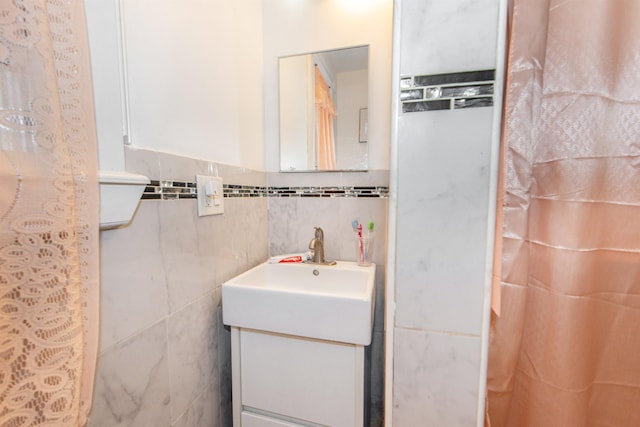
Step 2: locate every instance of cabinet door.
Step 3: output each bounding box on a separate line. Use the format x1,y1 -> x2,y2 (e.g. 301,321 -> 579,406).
240,330 -> 362,427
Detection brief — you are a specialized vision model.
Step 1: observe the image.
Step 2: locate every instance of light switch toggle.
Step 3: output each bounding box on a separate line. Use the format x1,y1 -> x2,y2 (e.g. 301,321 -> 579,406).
205,180 -> 221,206
196,175 -> 224,216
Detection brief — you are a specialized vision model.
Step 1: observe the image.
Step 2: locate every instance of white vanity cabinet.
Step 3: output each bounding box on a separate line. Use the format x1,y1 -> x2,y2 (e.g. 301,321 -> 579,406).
231,328 -> 365,427
222,261 -> 375,427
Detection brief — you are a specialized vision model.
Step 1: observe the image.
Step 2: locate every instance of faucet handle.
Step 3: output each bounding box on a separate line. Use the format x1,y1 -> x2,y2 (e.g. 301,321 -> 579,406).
314,226 -> 324,240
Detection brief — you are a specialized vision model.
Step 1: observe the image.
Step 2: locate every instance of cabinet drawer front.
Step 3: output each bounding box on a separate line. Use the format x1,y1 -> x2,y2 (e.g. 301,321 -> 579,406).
241,411 -> 305,427
240,330 -> 361,427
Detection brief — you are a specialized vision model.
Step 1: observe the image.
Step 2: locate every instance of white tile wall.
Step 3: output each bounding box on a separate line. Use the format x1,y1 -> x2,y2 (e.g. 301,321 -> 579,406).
390,0 -> 504,425
171,381 -> 221,427
268,196 -> 387,267
99,202 -> 168,352
90,149 -> 269,427
159,201 -> 217,312
89,321 -> 171,426
399,0 -> 500,77
395,108 -> 495,336
393,328 -> 482,427
167,292 -> 219,420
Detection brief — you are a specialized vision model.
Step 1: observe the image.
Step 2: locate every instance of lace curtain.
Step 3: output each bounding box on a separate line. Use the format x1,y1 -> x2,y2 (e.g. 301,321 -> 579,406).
0,1 -> 99,425
314,66 -> 337,170
487,0 -> 640,425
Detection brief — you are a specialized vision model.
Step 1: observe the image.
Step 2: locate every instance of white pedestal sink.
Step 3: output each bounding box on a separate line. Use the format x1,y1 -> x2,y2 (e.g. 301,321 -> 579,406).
222,261 -> 376,427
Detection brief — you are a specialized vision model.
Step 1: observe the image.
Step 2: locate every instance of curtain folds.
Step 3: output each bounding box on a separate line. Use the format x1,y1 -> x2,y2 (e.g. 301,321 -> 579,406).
314,67 -> 337,170
487,0 -> 640,425
0,1 -> 99,425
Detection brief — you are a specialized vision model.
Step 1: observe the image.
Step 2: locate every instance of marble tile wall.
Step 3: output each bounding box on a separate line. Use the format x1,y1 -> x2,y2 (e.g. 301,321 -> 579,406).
393,329 -> 482,426
399,0 -> 500,77
391,0 -> 503,426
268,170 -> 389,427
88,148 -> 269,427
90,148 -> 388,426
396,109 -> 494,337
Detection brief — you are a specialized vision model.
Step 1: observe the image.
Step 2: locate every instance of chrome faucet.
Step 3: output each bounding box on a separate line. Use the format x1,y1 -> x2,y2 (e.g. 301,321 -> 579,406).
308,227 -> 336,265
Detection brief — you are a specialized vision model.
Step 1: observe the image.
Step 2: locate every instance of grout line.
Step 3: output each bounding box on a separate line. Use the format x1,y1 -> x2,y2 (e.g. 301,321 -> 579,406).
394,325 -> 481,339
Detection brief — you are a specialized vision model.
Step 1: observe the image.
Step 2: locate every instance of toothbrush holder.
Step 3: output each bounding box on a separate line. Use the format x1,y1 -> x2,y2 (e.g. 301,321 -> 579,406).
356,233 -> 374,266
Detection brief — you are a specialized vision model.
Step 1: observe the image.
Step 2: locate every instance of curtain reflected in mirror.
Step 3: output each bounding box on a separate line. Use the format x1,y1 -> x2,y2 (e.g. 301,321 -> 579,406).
279,46 -> 369,172
314,67 -> 337,169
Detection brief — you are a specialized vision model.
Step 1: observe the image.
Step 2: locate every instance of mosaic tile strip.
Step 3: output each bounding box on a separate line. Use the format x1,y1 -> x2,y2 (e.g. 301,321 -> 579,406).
142,180 -> 197,200
266,186 -> 388,198
141,181 -> 389,200
225,184 -> 269,198
412,70 -> 495,87
400,69 -> 495,113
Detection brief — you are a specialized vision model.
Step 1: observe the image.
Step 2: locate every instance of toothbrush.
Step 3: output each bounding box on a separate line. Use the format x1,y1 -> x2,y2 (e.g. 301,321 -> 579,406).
364,222 -> 374,264
352,219 -> 359,233
357,223 -> 363,264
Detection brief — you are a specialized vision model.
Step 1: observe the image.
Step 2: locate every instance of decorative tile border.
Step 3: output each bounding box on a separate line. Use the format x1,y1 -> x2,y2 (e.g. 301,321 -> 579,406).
142,180 -> 197,200
400,69 -> 495,113
267,186 -> 388,198
225,184 -> 268,197
141,181 -> 389,200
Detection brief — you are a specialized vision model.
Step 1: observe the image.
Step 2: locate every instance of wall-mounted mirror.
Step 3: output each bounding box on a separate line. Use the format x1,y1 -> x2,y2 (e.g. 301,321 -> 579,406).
279,46 -> 369,172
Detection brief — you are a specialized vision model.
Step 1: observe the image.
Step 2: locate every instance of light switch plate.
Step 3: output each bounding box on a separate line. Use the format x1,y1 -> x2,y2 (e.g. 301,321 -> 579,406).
196,175 -> 224,216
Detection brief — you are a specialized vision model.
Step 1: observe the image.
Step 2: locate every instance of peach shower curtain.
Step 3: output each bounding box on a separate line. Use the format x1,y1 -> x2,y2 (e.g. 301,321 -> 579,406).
0,0 -> 99,425
314,67 -> 337,170
486,0 -> 640,426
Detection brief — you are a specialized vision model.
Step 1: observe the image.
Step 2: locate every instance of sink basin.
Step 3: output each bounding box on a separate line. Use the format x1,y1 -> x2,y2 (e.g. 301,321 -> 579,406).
222,261 -> 375,345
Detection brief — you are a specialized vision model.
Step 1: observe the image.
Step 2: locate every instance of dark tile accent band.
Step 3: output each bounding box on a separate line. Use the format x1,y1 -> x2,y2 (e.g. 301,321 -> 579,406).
141,181 -> 389,200
141,180 -> 197,200
400,69 -> 495,113
454,97 -> 494,109
225,184 -> 268,198
266,185 -> 388,198
413,70 -> 495,86
402,99 -> 450,113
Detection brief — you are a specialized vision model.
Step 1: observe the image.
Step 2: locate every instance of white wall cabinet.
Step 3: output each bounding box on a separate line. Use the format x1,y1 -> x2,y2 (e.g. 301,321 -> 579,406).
231,328 -> 365,427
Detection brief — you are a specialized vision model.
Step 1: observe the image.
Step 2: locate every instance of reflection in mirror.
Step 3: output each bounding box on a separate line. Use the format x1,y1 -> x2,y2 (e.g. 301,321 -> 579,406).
279,46 -> 369,172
